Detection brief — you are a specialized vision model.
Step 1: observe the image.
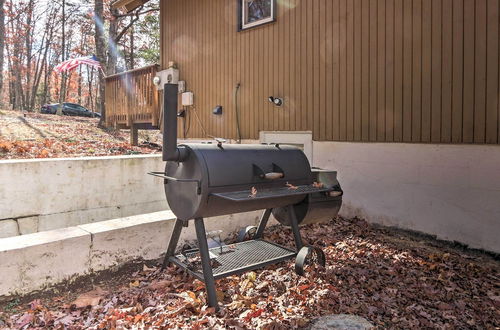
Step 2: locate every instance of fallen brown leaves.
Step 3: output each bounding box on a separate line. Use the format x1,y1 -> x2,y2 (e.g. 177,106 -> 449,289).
71,287 -> 107,309
249,187 -> 257,198
312,182 -> 324,189
0,110 -> 162,159
1,217 -> 499,329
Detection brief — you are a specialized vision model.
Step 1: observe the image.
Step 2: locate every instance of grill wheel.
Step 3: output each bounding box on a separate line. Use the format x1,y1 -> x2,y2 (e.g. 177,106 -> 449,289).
237,226 -> 258,242
295,246 -> 326,276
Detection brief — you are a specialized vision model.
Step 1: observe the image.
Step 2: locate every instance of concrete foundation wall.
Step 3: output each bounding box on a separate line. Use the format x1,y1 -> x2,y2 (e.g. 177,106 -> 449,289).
313,142 -> 500,253
0,155 -> 167,238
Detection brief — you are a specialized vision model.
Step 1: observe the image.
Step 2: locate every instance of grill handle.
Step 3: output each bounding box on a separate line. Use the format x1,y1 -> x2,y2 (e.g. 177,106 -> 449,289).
253,163 -> 285,180
148,172 -> 202,195
264,172 -> 285,180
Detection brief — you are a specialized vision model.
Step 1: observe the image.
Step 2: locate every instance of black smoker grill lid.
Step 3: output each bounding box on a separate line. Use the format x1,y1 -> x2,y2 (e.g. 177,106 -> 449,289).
211,185 -> 333,202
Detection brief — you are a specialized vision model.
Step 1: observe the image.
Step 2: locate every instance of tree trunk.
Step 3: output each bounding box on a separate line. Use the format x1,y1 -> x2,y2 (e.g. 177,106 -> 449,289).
77,66 -> 83,104
129,20 -> 135,70
30,8 -> 53,111
94,0 -> 106,126
107,8 -> 119,75
6,46 -> 14,107
0,0 -> 5,107
24,0 -> 34,111
8,11 -> 25,111
41,61 -> 49,106
57,0 -> 66,116
88,67 -> 94,111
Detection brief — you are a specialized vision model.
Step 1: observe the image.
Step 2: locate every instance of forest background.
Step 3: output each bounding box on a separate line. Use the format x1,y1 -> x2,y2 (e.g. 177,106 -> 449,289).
0,0 -> 160,118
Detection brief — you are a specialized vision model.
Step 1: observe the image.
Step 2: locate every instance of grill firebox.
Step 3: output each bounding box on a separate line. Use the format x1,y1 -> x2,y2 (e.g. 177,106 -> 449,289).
150,84 -> 343,309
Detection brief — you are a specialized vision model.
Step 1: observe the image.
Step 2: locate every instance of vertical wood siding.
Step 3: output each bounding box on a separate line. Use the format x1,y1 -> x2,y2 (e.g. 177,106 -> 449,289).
161,0 -> 500,144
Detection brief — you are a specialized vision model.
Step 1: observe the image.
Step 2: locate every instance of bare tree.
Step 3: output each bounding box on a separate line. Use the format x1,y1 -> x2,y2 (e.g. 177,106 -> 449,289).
56,0 -> 66,115
24,0 -> 35,110
30,5 -> 58,110
94,0 -> 106,125
129,19 -> 135,70
6,1 -> 26,110
0,0 -> 159,113
109,3 -> 159,72
0,0 -> 5,106
106,7 -> 120,75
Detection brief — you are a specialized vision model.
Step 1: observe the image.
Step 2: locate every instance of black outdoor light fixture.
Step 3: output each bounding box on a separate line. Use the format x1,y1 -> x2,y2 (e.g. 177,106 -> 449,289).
268,96 -> 283,107
213,105 -> 223,115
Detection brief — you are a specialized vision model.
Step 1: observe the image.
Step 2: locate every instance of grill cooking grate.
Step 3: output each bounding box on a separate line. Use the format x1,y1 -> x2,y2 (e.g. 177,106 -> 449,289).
211,185 -> 332,202
169,240 -> 296,280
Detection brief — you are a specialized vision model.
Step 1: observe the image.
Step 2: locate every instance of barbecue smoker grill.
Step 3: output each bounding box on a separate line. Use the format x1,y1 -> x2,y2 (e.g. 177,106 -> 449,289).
149,84 -> 343,308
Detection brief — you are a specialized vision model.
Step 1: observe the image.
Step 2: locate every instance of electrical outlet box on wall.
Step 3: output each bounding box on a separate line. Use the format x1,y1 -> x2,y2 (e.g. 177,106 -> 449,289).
178,81 -> 186,93
182,92 -> 194,106
154,68 -> 179,90
164,67 -> 179,84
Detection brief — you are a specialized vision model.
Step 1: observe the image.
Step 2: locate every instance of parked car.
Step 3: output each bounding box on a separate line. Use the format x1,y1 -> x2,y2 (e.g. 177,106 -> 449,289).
41,103 -> 101,118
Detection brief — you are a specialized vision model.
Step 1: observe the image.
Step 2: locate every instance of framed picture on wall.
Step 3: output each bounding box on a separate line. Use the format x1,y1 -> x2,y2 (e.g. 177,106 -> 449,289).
238,0 -> 277,31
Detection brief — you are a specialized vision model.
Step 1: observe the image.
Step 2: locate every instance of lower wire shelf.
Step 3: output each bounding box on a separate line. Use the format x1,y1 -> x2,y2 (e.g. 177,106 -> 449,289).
169,239 -> 296,281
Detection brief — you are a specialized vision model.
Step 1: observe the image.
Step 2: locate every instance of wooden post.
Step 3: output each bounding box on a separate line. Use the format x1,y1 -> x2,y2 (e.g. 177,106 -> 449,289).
130,124 -> 139,146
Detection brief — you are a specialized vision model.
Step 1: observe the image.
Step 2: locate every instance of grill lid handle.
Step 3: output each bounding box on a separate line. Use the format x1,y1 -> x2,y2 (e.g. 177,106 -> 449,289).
253,163 -> 285,180
264,172 -> 285,180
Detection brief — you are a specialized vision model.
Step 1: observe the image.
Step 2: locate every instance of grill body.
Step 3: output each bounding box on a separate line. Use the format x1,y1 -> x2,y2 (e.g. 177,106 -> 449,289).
152,84 -> 344,310
164,143 -> 313,220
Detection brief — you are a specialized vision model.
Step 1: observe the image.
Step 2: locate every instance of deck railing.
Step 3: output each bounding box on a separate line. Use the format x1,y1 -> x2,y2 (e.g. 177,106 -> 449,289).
105,64 -> 160,128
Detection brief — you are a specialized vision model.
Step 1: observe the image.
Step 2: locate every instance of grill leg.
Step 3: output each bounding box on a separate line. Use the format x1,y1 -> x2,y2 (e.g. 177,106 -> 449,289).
254,208 -> 272,239
194,218 -> 219,309
161,218 -> 184,270
288,205 -> 304,250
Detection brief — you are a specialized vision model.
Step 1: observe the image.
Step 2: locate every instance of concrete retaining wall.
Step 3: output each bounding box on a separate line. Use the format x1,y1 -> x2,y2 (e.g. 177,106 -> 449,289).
0,210 -> 263,297
313,142 -> 500,253
0,155 -> 167,238
0,226 -> 91,297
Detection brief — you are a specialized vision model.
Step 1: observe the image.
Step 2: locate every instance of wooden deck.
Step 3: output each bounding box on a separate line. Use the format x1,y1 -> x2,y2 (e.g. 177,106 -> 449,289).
105,64 -> 161,131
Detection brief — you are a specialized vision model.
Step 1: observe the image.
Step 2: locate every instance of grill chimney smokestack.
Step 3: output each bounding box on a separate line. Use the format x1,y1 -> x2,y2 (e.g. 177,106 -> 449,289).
162,83 -> 188,162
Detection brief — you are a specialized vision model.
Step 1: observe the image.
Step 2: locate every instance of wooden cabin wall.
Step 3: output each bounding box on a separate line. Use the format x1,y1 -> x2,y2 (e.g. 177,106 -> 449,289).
161,0 -> 500,144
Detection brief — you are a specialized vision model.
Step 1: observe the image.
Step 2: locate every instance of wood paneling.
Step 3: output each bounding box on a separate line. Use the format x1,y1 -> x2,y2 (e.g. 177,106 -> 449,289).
393,0 -> 403,141
161,0 -> 500,144
463,0 -> 475,143
486,0 -> 499,143
452,0 -> 464,143
441,0 -> 453,143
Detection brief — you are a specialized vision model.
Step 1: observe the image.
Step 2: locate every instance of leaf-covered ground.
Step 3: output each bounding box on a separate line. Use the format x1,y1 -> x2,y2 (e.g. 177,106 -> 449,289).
1,217 -> 498,329
0,110 -> 162,159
